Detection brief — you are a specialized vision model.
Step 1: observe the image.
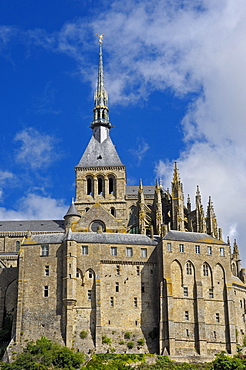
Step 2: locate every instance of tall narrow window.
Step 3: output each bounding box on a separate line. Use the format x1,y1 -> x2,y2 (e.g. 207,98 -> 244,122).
98,177 -> 103,195
186,262 -> 192,275
88,270 -> 93,278
87,177 -> 92,195
186,329 -> 189,337
109,177 -> 115,194
207,246 -> 212,255
216,313 -> 220,323
141,283 -> 145,293
185,311 -> 189,320
209,288 -> 214,298
126,247 -> 133,257
110,207 -> 116,216
116,265 -> 120,275
88,290 -> 92,300
110,297 -> 114,307
203,264 -> 209,276
116,282 -> 119,292
184,287 -> 188,297
195,245 -> 200,254
220,247 -> 225,256
134,297 -> 138,307
45,265 -> 49,276
44,286 -> 49,297
179,244 -> 184,253
136,266 -> 140,276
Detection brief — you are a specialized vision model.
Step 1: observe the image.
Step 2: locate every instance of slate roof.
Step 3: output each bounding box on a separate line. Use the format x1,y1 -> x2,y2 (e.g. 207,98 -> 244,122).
25,232 -> 158,246
76,135 -> 123,167
64,203 -> 80,218
126,186 -> 155,195
0,220 -> 65,232
163,230 -> 225,244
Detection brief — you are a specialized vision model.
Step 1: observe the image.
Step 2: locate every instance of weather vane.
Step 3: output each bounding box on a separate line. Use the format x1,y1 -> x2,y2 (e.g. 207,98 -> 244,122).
96,34 -> 104,43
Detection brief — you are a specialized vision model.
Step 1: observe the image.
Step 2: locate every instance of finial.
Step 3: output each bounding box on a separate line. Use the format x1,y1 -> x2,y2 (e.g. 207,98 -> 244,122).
96,34 -> 104,43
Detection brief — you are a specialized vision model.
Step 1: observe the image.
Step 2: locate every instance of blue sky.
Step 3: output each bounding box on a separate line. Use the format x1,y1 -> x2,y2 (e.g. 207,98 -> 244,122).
1,0 -> 246,263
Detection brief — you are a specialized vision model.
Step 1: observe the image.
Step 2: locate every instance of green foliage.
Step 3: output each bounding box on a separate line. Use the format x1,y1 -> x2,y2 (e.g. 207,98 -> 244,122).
213,352 -> 245,370
102,335 -> 112,344
127,342 -> 134,349
137,338 -> 145,346
83,354 -> 146,370
79,330 -> 88,339
1,336 -> 85,370
119,340 -> 125,345
243,335 -> 246,347
124,332 -> 131,340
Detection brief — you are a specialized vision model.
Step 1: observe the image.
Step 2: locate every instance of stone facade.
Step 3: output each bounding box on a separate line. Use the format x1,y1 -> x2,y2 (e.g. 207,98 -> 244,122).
1,38 -> 246,361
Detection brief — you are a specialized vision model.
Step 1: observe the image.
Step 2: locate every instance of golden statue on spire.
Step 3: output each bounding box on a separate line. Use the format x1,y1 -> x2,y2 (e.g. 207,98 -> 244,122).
96,34 -> 104,43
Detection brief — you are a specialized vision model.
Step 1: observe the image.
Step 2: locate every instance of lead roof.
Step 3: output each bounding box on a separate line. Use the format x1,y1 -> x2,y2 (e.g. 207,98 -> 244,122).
163,230 -> 225,244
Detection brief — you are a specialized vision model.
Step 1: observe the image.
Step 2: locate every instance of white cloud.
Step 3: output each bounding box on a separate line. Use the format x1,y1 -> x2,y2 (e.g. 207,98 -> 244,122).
130,138 -> 150,165
14,128 -> 60,170
0,193 -> 68,220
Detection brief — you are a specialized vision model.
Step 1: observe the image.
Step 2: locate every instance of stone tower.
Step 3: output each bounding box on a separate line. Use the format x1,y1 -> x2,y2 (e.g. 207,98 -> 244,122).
74,35 -> 128,233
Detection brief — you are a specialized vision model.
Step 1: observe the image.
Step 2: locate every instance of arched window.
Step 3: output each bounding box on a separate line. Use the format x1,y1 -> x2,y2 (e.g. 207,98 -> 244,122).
108,175 -> 115,195
87,177 -> 93,195
203,263 -> 209,276
110,207 -> 116,216
97,176 -> 104,195
186,262 -> 192,275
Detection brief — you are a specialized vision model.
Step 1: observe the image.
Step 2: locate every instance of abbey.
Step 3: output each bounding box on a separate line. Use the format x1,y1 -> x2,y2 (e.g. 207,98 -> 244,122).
1,37 -> 246,361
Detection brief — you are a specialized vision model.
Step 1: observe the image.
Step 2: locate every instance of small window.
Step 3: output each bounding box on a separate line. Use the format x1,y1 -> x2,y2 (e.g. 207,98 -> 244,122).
111,247 -> 117,256
41,245 -> 49,256
136,266 -> 140,276
126,247 -> 133,257
186,329 -> 189,337
109,177 -> 114,194
45,265 -> 49,276
110,207 -> 116,216
220,247 -> 225,257
179,244 -> 184,253
141,248 -> 147,258
110,297 -> 114,307
195,245 -> 200,254
88,270 -> 93,278
203,264 -> 209,276
240,300 -> 243,308
209,288 -> 214,298
116,265 -> 120,275
167,242 -> 172,252
214,331 -> 216,339
207,246 -> 212,255
44,286 -> 49,297
82,246 -> 88,255
141,283 -> 145,293
134,297 -> 138,307
216,313 -> 220,323
184,287 -> 188,297
88,290 -> 92,300
185,311 -> 189,320
116,282 -> 119,292
186,262 -> 192,275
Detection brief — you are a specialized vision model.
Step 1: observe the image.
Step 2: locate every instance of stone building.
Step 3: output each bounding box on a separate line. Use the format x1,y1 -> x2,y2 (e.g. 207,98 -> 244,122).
1,36 -> 246,361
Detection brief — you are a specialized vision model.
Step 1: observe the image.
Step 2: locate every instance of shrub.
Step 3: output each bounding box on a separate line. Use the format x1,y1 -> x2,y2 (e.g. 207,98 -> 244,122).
102,335 -> 112,344
127,342 -> 134,349
137,338 -> 145,346
80,330 -> 88,339
124,332 -> 131,340
119,340 -> 125,345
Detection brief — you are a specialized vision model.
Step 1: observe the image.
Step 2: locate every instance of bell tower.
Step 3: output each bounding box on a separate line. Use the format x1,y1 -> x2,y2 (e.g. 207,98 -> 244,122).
74,35 -> 127,231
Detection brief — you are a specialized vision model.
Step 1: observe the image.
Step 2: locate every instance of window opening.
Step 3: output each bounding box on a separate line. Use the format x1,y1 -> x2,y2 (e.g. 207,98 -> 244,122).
82,246 -> 88,255
98,177 -> 103,195
110,297 -> 114,307
45,265 -> 49,276
186,262 -> 192,275
141,248 -> 147,258
87,178 -> 92,195
109,177 -> 114,194
185,311 -> 189,320
179,244 -> 184,253
41,245 -> 49,256
111,247 -> 117,256
134,297 -> 138,307
141,283 -> 145,293
207,246 -> 212,255
195,245 -> 200,254
88,290 -> 92,300
167,243 -> 172,252
126,247 -> 133,257
116,282 -> 119,292
116,265 -> 120,275
209,288 -> 214,298
136,266 -> 140,276
184,287 -> 188,297
203,264 -> 209,276
44,286 -> 49,297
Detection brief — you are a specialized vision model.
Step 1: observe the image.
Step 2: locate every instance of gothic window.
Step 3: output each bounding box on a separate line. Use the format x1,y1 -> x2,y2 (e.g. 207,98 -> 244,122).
41,245 -> 49,256
203,263 -> 209,276
86,177 -> 93,195
88,270 -> 93,278
186,262 -> 192,275
141,248 -> 147,258
44,286 -> 49,297
110,207 -> 116,216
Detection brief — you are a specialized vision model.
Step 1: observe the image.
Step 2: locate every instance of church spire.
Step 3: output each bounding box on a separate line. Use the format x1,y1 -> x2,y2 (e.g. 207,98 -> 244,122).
91,34 -> 111,141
